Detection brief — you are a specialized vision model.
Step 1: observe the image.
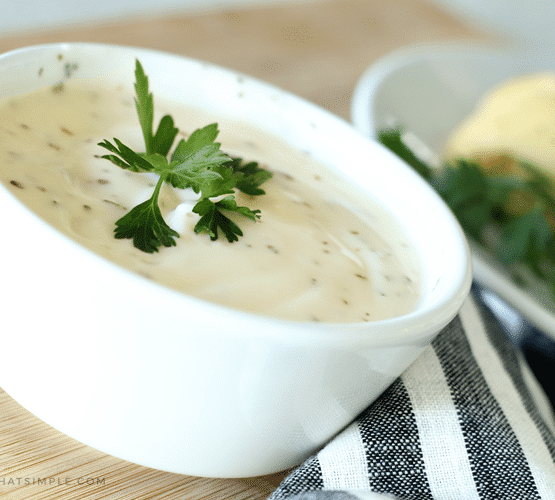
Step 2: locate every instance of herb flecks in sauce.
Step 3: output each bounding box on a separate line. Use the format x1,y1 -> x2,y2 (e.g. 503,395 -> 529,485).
98,60 -> 272,253
0,72 -> 420,322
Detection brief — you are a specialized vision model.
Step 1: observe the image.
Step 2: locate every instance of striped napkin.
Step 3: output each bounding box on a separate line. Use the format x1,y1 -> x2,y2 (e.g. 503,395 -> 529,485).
269,292 -> 555,500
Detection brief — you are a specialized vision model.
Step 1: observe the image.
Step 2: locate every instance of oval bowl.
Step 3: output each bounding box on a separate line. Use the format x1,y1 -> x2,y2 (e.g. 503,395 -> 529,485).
0,43 -> 471,477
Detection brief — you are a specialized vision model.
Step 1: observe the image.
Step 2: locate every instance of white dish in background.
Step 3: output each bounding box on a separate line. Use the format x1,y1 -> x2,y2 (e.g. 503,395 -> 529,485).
0,43 -> 470,478
351,42 -> 555,339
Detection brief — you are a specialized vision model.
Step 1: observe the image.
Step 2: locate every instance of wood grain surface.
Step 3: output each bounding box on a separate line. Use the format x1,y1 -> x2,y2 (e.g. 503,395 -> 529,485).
0,1 -> 491,498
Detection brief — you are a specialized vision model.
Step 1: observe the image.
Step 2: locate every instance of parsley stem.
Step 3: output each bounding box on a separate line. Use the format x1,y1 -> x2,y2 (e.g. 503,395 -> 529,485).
151,171 -> 167,206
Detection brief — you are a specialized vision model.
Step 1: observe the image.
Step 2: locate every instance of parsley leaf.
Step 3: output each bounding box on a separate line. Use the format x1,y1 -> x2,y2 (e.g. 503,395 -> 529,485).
167,124 -> 232,192
225,156 -> 274,195
114,174 -> 179,253
193,196 -> 261,242
97,137 -> 155,172
98,59 -> 271,253
134,60 -> 179,156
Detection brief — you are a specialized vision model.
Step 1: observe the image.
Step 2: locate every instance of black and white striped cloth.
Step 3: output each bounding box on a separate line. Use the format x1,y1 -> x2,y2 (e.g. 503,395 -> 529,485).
270,294 -> 555,500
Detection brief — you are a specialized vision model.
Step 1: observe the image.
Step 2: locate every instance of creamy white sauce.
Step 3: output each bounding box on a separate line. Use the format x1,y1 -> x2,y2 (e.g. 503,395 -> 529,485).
0,80 -> 420,322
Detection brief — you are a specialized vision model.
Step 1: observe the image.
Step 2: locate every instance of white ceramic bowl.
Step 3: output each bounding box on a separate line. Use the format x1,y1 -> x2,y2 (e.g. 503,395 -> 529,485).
0,43 -> 471,478
351,42 -> 555,339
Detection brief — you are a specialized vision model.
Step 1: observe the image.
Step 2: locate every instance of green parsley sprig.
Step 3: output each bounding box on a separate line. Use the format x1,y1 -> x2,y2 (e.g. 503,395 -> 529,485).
98,60 -> 272,253
379,126 -> 555,299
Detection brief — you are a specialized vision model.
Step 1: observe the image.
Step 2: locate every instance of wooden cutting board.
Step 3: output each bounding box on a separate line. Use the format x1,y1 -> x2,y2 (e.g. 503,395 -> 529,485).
0,1 -> 491,498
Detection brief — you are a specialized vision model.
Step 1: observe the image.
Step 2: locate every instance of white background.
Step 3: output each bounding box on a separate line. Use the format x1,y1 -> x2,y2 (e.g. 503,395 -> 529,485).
2,0 -> 555,45
0,0 -> 293,35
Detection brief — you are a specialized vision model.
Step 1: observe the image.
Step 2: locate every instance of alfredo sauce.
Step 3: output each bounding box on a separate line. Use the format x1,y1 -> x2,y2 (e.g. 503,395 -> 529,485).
0,80 -> 420,322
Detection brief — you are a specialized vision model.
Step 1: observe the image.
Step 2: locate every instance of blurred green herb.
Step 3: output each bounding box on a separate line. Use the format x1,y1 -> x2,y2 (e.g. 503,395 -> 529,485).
98,60 -> 272,253
378,128 -> 433,180
378,126 -> 555,298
